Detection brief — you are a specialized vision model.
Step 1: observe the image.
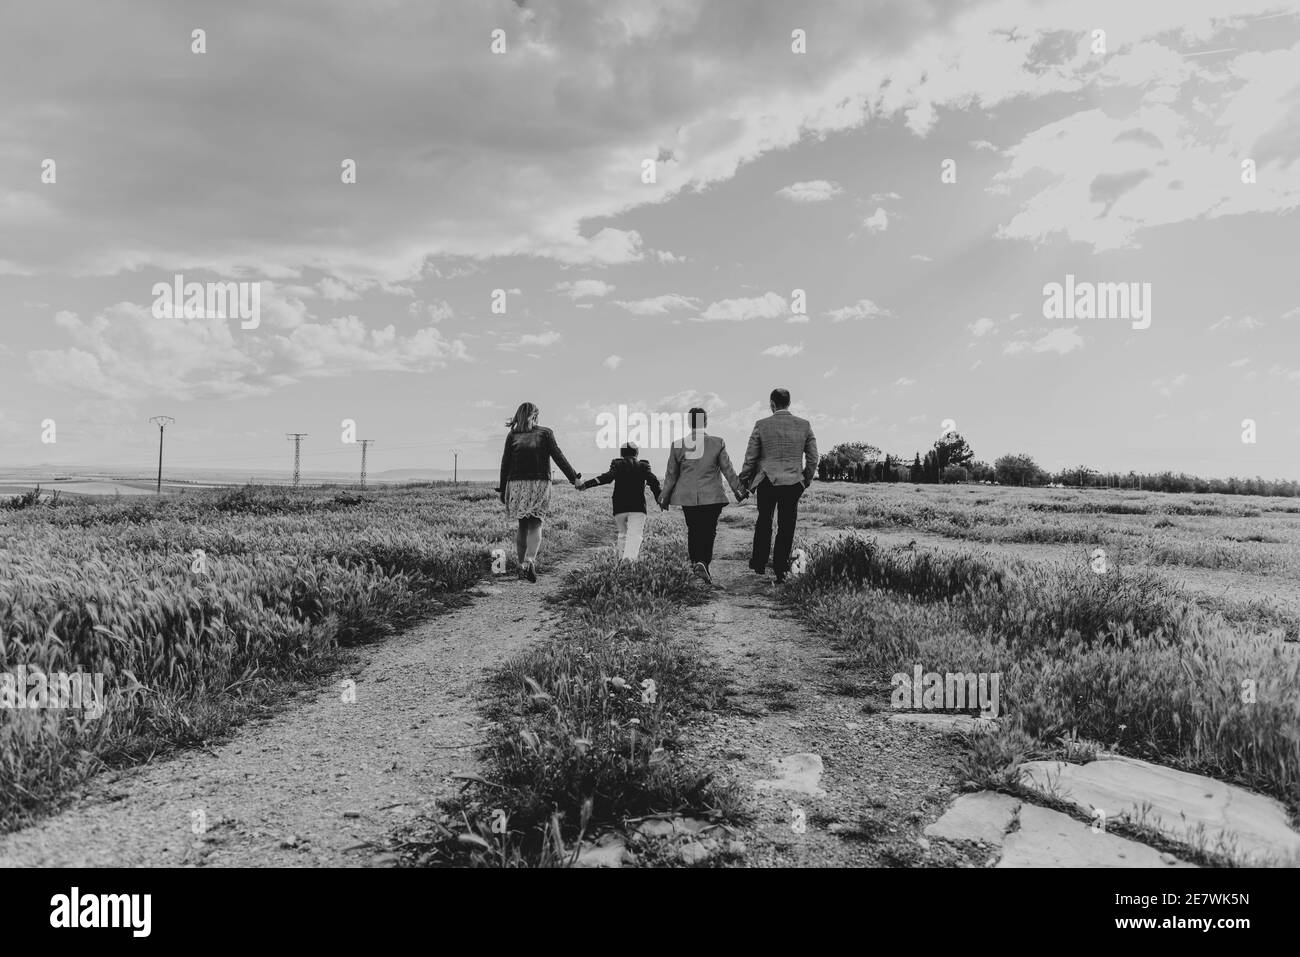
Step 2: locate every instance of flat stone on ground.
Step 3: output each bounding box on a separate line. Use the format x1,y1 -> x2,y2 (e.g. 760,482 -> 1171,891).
887,713 -> 997,733
998,804 -> 1196,868
1019,756 -> 1300,865
924,792 -> 1021,846
753,753 -> 826,797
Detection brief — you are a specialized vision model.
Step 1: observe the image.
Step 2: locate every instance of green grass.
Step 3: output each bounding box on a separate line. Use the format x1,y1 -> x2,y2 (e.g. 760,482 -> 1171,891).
401,523 -> 742,867
784,534 -> 1300,813
0,482 -> 600,831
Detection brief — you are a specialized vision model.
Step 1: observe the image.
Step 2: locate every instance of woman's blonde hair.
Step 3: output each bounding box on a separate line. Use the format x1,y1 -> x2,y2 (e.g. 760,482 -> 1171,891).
507,402 -> 540,433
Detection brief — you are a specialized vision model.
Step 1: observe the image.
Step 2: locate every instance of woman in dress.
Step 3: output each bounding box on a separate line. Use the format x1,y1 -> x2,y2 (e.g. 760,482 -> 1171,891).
498,401 -> 581,581
658,406 -> 747,585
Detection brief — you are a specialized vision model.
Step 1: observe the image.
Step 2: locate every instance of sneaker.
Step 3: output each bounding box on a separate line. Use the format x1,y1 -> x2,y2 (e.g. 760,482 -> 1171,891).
692,562 -> 712,585
524,561 -> 538,583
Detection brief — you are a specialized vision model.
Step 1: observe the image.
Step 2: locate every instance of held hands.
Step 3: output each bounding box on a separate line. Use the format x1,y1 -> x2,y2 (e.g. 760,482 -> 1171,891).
734,488 -> 749,504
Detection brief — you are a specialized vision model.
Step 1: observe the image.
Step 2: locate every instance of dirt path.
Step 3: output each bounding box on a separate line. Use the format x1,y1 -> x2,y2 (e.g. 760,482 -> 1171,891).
0,541 -> 599,868
676,521 -> 979,867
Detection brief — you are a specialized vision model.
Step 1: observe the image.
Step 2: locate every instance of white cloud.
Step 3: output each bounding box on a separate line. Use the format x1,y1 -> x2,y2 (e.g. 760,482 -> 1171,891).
826,299 -> 889,322
1228,358 -> 1250,368
553,279 -> 614,299
970,139 -> 999,152
968,317 -> 996,337
862,207 -> 889,234
776,180 -> 842,202
894,377 -> 916,387
762,343 -> 804,358
27,298 -> 469,402
910,253 -> 933,262
1152,373 -> 1189,396
613,293 -> 699,316
695,292 -> 788,322
408,299 -> 454,323
1004,327 -> 1084,356
1208,315 -> 1264,332
318,277 -> 361,302
499,330 -> 562,350
603,354 -> 622,370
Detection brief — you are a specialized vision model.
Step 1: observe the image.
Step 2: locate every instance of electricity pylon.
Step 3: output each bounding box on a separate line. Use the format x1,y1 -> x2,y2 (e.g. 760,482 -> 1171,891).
358,439 -> 374,487
286,433 -> 308,488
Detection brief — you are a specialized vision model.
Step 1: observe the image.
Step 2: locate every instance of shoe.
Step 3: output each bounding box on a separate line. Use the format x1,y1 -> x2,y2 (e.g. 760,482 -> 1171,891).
773,572 -> 787,585
750,562 -> 766,575
692,562 -> 712,585
524,561 -> 538,583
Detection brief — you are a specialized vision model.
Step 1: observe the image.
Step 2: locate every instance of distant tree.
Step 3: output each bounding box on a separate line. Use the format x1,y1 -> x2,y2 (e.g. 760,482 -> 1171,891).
932,432 -> 975,474
828,442 -> 881,465
911,453 -> 923,483
995,453 -> 1046,486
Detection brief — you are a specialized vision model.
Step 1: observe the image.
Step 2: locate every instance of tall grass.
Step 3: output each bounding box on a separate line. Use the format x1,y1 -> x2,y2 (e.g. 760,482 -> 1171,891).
0,483 -> 599,831
786,536 -> 1300,810
405,524 -> 739,867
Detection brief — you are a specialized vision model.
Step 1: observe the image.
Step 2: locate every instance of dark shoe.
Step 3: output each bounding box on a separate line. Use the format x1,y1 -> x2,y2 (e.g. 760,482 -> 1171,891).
692,562 -> 712,585
750,562 -> 766,575
524,561 -> 538,583
773,572 -> 787,585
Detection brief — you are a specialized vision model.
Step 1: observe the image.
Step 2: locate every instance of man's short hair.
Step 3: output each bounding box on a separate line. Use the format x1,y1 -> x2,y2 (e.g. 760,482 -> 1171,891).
770,388 -> 791,409
688,406 -> 707,429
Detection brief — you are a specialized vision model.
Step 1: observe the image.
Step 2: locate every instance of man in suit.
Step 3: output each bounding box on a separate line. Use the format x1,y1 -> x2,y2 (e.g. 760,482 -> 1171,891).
739,388 -> 818,583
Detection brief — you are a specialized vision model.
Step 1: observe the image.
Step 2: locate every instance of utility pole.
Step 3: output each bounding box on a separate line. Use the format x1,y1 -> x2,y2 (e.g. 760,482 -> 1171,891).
452,448 -> 461,484
148,416 -> 174,494
286,433 -> 308,488
358,439 -> 374,487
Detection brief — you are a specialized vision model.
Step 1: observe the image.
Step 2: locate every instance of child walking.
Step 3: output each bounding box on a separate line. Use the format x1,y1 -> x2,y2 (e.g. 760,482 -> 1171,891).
579,442 -> 662,561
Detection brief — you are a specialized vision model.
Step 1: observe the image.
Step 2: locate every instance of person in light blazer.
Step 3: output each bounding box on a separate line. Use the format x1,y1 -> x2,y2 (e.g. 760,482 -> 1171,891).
738,387 -> 818,583
659,407 -> 747,585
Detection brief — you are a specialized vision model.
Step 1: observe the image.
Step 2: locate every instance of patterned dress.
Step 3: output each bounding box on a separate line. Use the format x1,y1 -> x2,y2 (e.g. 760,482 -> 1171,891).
505,479 -> 552,520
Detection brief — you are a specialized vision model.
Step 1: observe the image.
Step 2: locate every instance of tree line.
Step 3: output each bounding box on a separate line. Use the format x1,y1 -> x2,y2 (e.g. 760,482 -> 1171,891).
815,434 -> 1300,497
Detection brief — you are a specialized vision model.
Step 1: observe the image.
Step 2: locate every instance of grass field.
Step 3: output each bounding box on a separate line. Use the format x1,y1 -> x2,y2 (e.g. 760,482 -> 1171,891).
0,482 -> 605,831
786,482 -> 1300,822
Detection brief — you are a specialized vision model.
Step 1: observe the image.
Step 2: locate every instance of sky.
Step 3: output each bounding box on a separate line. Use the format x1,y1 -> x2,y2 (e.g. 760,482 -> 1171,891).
1,0 -> 1298,481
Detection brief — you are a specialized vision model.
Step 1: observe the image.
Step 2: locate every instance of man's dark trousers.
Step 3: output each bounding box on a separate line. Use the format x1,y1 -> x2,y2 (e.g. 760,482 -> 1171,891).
750,478 -> 803,574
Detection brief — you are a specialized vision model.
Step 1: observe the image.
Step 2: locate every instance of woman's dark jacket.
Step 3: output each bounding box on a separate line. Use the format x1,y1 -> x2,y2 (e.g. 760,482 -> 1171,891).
499,427 -> 579,491
579,458 -> 662,514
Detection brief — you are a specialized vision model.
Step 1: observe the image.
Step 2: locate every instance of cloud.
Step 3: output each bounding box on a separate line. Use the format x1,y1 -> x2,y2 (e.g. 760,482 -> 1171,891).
613,294 -> 699,316
762,343 -> 804,358
1282,305 -> 1300,320
603,354 -> 622,370
27,298 -> 469,402
695,292 -> 787,322
553,279 -> 614,300
910,253 -> 933,262
970,139 -> 1000,151
862,207 -> 889,234
1152,373 -> 1189,396
826,299 -> 890,322
408,299 -> 454,322
1003,327 -> 1084,355
318,277 -> 362,302
776,180 -> 842,202
499,330 -> 562,350
894,377 -> 916,387
1228,358 -> 1250,368
968,317 -> 996,337
1208,315 -> 1264,332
